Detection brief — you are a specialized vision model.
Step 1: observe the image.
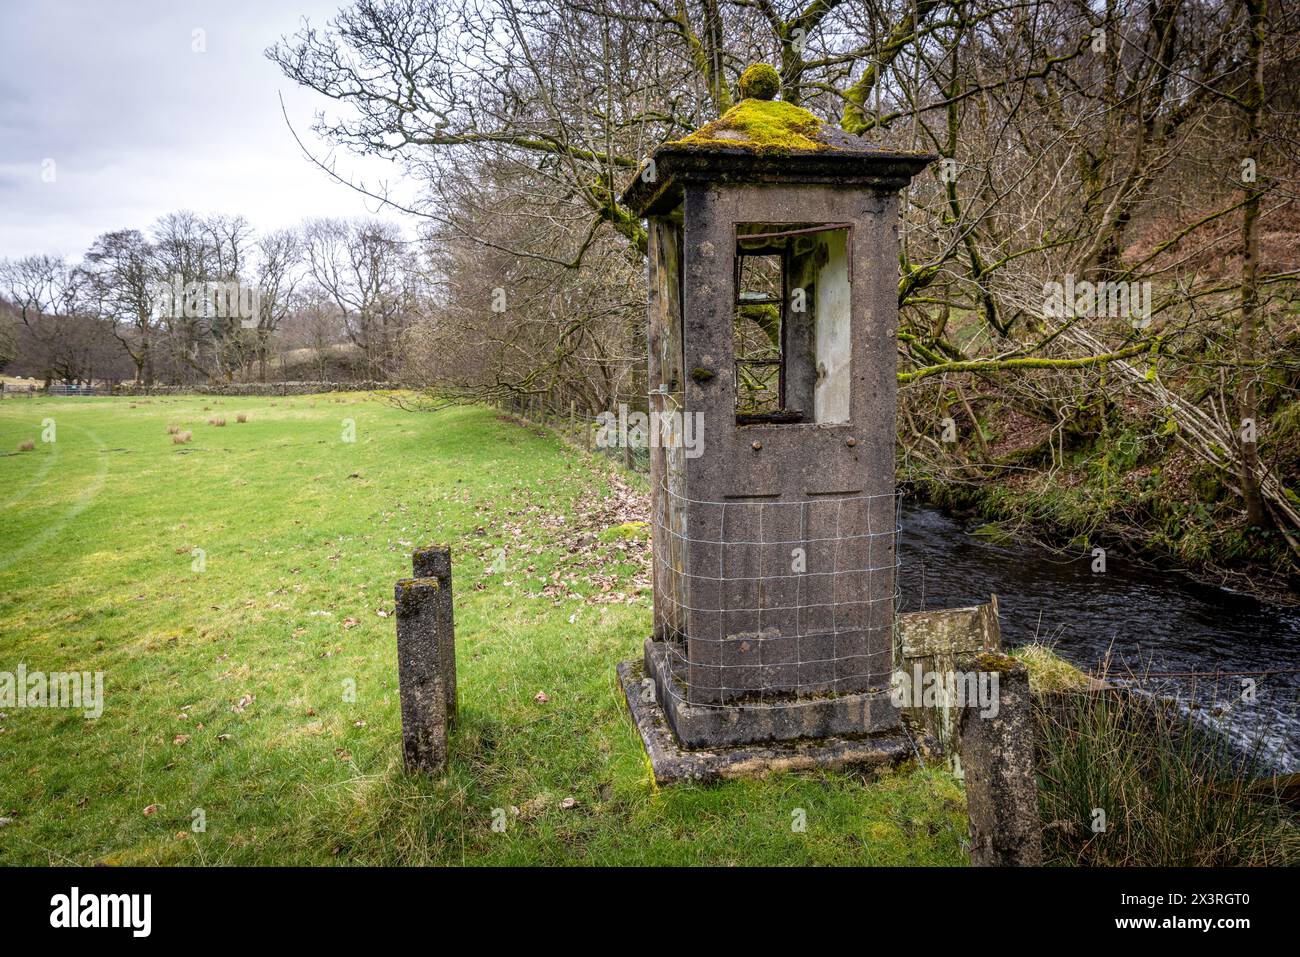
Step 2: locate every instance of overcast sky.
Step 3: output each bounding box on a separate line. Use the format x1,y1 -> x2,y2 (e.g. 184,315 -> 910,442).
0,0 -> 416,259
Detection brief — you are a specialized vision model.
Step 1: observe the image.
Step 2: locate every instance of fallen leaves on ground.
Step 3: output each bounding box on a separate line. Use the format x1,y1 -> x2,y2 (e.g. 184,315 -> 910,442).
470,468 -> 651,607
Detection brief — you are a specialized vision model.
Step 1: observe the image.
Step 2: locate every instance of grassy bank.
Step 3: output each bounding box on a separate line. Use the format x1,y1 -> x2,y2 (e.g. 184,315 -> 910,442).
901,398 -> 1300,599
0,394 -> 965,865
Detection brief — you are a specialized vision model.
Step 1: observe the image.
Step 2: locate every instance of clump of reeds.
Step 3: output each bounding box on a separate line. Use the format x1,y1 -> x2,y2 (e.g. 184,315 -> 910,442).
1035,661 -> 1298,866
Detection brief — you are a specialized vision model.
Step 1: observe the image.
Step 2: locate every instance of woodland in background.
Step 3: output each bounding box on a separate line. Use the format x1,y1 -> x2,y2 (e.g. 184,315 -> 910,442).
268,0 -> 1300,590
0,213 -> 424,387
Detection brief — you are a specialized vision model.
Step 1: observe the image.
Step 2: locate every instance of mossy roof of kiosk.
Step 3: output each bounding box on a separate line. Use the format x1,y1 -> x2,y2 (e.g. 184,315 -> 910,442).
667,63 -> 903,155
619,63 -> 937,214
672,97 -> 830,153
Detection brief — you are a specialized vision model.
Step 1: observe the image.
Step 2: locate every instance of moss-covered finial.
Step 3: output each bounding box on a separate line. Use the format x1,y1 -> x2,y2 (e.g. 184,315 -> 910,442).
739,63 -> 780,101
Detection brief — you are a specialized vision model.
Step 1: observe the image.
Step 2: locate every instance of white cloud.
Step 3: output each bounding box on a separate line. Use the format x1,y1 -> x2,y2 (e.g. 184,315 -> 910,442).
0,0 -> 421,259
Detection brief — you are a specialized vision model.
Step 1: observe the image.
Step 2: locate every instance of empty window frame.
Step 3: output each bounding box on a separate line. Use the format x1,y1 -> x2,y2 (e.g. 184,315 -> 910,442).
733,223 -> 852,425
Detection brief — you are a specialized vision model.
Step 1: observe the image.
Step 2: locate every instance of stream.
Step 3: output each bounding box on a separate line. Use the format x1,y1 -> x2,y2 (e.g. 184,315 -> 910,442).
897,502 -> 1300,772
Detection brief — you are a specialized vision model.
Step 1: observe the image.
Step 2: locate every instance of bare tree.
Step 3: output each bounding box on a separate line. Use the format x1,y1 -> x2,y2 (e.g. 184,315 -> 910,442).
249,227 -> 304,381
84,229 -> 160,384
301,217 -> 421,378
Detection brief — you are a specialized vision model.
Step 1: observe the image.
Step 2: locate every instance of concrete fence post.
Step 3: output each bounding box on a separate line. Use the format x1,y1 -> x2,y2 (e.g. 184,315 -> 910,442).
395,546 -> 457,775
411,545 -> 456,729
957,652 -> 1042,866
895,597 -> 1042,865
896,597 -> 1001,760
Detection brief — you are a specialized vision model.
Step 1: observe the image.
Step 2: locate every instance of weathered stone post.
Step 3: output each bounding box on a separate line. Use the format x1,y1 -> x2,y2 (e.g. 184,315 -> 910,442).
395,546 -> 457,775
412,545 -> 457,728
957,652 -> 1042,866
896,597 -> 1001,759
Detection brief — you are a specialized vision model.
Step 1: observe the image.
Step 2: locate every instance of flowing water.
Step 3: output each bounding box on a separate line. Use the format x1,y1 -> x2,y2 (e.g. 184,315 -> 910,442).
897,502 -> 1300,772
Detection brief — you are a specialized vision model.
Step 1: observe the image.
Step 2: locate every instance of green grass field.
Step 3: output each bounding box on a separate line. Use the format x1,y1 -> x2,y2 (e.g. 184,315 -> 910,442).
0,393 -> 964,865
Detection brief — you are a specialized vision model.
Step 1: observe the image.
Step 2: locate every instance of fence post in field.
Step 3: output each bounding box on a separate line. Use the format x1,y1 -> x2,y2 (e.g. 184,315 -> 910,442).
394,547 -> 457,774
412,545 -> 456,729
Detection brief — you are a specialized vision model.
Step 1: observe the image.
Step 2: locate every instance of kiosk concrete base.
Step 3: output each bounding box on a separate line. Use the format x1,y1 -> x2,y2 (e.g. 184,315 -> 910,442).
618,658 -> 922,785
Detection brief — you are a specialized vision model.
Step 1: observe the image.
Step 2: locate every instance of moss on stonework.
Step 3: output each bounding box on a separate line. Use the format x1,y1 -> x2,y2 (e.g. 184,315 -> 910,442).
398,577 -> 440,592
1012,644 -> 1091,693
673,98 -> 828,153
739,63 -> 781,100
973,651 -> 1020,674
